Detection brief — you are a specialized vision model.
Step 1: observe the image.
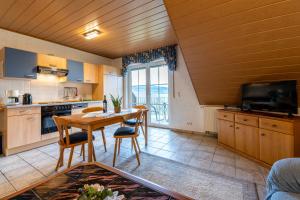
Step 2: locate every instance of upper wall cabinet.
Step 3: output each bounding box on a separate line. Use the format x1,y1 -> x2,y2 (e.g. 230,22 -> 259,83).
103,65 -> 122,76
37,54 -> 66,69
84,63 -> 98,84
67,59 -> 83,82
0,47 -> 37,79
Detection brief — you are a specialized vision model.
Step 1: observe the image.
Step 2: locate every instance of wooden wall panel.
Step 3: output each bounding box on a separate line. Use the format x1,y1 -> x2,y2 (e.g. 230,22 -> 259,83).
164,0 -> 300,105
0,0 -> 177,58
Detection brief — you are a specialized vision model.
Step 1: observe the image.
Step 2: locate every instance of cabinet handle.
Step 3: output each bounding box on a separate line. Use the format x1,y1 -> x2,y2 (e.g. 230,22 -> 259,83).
272,124 -> 277,127
19,110 -> 28,113
223,115 -> 227,117
27,117 -> 33,120
229,125 -> 233,127
24,74 -> 35,78
236,127 -> 239,129
243,119 -> 248,121
261,133 -> 265,136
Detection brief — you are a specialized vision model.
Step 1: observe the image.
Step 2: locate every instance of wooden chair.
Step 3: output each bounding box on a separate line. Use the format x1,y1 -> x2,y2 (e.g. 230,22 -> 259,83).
123,105 -> 147,137
113,110 -> 143,167
81,106 -> 107,152
53,116 -> 96,171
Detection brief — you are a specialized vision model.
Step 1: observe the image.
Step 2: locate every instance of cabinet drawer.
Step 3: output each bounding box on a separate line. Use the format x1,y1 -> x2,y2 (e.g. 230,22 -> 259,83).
235,114 -> 258,127
217,111 -> 234,121
7,107 -> 41,116
259,118 -> 293,135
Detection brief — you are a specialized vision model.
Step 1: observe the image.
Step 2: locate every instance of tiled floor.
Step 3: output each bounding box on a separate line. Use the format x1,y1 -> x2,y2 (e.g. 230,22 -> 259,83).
0,126 -> 269,199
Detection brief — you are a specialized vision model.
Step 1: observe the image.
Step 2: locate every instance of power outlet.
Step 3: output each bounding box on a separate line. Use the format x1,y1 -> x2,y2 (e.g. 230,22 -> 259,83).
187,122 -> 193,126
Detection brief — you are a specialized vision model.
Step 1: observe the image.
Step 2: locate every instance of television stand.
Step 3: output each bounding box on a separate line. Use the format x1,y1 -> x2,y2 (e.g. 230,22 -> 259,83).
217,109 -> 300,167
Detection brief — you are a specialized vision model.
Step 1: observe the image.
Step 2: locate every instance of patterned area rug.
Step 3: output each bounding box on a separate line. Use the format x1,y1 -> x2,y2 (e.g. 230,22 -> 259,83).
114,153 -> 258,200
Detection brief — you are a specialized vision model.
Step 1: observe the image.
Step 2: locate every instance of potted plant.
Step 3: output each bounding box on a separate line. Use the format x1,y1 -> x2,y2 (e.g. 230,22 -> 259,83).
110,95 -> 122,113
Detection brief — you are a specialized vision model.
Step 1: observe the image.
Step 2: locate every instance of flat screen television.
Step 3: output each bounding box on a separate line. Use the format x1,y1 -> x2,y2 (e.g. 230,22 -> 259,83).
241,80 -> 298,115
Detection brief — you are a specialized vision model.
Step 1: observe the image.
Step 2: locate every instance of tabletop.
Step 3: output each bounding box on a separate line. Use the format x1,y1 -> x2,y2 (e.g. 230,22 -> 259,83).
60,108 -> 147,126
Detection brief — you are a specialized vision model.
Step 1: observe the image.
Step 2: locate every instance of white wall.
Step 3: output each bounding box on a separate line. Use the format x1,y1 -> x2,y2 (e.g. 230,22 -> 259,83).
168,47 -> 204,132
0,28 -> 112,65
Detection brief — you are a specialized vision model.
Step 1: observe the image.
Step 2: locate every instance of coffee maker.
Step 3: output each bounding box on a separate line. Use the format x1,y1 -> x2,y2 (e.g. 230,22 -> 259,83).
5,90 -> 20,105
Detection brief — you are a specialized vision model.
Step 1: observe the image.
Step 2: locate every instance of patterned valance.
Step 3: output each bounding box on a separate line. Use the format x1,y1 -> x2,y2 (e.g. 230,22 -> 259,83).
122,44 -> 177,75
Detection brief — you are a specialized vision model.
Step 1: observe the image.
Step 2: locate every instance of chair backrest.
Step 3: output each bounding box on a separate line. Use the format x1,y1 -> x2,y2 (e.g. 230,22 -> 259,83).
133,105 -> 147,110
134,110 -> 143,134
133,105 -> 147,123
52,116 -> 71,146
82,106 -> 103,113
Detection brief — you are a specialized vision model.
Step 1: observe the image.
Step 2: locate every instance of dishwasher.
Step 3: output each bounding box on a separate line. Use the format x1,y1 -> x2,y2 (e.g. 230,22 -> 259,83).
71,103 -> 88,114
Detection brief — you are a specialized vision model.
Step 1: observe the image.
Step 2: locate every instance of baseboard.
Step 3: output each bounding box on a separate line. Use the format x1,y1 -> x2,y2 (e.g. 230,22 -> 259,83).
4,138 -> 57,156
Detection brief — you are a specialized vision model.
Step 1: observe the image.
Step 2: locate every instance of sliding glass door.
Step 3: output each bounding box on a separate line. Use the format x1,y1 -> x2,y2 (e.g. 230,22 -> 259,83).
150,66 -> 169,125
128,63 -> 169,126
130,68 -> 146,106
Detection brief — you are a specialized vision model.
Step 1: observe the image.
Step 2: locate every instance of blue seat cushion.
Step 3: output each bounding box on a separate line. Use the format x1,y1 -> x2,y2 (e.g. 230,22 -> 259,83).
64,132 -> 95,144
114,127 -> 135,136
124,119 -> 141,126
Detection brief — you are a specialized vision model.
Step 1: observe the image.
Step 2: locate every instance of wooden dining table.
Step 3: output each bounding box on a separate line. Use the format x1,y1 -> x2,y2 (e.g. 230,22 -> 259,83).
60,108 -> 148,162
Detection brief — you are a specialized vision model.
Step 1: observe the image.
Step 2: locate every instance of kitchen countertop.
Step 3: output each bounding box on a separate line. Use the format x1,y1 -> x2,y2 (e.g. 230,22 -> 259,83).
1,100 -> 102,109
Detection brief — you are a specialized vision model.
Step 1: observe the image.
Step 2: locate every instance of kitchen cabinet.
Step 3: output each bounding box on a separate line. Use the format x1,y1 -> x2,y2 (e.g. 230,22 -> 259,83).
84,63 -> 98,83
217,119 -> 235,148
7,113 -> 41,149
0,47 -> 37,79
260,129 -> 293,165
67,59 -> 83,82
0,107 -> 42,155
103,65 -> 122,76
37,54 -> 66,69
235,123 -> 259,159
92,66 -> 104,100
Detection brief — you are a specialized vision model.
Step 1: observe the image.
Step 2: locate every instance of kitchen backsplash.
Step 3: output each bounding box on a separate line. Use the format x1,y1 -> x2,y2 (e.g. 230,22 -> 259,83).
0,74 -> 92,103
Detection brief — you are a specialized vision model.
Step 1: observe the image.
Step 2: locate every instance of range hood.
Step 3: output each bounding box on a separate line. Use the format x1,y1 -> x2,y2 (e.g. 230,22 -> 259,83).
37,66 -> 69,77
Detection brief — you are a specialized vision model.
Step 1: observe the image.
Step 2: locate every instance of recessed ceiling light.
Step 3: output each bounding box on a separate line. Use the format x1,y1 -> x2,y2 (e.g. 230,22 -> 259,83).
83,29 -> 101,40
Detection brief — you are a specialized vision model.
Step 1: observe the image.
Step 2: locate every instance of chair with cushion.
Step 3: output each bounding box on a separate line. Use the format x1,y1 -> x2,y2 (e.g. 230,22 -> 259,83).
82,106 -> 107,152
53,116 -> 96,171
123,105 -> 146,138
113,110 -> 143,167
266,158 -> 300,200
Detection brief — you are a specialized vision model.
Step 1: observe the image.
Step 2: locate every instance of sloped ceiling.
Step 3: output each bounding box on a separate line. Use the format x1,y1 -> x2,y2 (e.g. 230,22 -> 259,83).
164,0 -> 300,105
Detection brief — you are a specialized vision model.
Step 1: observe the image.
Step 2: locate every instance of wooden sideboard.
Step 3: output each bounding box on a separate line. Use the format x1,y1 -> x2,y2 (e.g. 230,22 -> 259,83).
217,109 -> 300,167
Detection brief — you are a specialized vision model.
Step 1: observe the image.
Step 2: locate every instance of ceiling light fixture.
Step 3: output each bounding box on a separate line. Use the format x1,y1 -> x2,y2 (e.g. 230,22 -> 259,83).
83,29 -> 101,40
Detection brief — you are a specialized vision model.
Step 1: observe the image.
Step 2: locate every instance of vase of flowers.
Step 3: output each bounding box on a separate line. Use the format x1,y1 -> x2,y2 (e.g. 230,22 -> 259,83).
78,184 -> 124,200
110,95 -> 122,113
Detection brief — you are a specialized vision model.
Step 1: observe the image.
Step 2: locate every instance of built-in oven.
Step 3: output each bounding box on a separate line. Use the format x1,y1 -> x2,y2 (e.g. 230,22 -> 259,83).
41,104 -> 72,134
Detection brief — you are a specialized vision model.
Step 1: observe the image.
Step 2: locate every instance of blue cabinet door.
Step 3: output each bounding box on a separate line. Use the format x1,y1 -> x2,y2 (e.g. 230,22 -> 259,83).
4,47 -> 37,79
67,59 -> 83,82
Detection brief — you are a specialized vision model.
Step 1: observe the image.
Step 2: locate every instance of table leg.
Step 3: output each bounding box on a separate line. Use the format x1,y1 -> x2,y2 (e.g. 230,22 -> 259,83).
87,125 -> 93,162
145,112 -> 148,146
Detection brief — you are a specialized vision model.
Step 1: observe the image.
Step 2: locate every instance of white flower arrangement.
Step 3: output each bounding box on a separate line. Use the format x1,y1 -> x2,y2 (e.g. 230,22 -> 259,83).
78,184 -> 125,200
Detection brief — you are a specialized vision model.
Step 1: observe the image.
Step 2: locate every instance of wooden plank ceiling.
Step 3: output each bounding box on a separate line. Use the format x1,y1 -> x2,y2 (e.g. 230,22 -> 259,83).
0,0 -> 177,58
165,0 -> 300,105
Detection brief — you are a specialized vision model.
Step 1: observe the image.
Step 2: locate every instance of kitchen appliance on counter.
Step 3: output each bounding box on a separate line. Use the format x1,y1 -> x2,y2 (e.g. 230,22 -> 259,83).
41,104 -> 72,134
5,90 -> 20,105
23,93 -> 32,105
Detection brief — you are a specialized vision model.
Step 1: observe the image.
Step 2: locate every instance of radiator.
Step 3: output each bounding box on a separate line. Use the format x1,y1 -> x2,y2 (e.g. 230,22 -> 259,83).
202,106 -> 222,133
